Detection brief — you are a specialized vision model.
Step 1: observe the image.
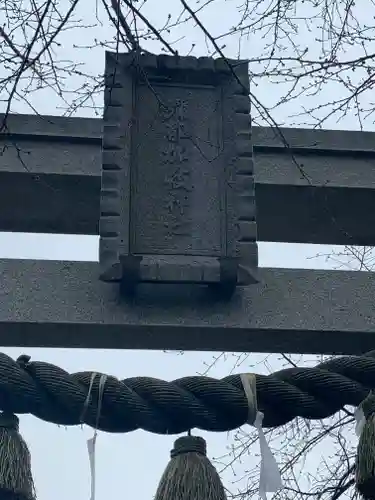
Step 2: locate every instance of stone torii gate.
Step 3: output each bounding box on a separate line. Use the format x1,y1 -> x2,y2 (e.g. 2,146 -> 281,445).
1,52 -> 375,355
0,51 -> 375,500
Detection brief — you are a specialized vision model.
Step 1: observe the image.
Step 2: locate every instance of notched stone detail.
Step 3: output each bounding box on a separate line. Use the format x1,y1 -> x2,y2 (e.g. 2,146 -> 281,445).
100,52 -> 130,281
100,51 -> 258,292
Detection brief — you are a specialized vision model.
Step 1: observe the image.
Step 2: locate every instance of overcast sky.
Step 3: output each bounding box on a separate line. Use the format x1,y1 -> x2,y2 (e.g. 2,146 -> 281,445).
0,0 -> 369,499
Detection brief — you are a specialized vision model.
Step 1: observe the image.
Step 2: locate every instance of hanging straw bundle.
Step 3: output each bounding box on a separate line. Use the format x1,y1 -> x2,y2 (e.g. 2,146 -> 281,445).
356,391 -> 375,500
154,435 -> 227,500
0,413 -> 35,500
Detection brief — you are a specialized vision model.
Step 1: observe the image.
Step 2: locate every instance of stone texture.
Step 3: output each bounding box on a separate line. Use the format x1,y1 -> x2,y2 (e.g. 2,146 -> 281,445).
101,52 -> 258,288
1,113 -> 375,246
0,258 -> 374,354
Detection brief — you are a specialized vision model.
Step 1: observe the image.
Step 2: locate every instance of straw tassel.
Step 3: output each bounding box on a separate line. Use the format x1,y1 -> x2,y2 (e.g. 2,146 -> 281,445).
0,413 -> 35,500
356,391 -> 375,499
155,435 -> 226,500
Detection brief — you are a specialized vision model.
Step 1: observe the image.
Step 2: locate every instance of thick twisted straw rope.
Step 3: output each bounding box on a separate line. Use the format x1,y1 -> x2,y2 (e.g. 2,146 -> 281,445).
0,351 -> 372,434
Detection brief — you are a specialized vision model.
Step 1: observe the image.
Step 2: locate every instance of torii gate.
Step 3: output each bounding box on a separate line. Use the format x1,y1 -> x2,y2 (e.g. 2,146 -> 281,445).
0,52 -> 375,500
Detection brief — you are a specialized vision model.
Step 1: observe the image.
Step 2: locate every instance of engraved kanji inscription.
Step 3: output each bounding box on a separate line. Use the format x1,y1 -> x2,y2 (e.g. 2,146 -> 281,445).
132,83 -> 223,256
161,99 -> 192,238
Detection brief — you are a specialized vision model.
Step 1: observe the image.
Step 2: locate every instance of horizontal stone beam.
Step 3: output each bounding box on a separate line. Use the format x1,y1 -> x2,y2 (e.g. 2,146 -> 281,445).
0,258 -> 373,354
1,113 -> 375,245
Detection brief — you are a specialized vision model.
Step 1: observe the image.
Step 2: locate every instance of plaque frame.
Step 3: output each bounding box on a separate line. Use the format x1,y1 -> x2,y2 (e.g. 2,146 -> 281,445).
100,52 -> 258,292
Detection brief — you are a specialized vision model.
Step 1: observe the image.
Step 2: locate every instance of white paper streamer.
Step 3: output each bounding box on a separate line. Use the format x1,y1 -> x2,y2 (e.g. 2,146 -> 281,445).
254,412 -> 283,500
87,434 -> 97,500
81,373 -> 108,500
240,373 -> 283,499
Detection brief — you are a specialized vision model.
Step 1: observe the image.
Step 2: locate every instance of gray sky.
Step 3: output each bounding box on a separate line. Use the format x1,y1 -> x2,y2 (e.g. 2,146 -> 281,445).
0,0 -> 368,498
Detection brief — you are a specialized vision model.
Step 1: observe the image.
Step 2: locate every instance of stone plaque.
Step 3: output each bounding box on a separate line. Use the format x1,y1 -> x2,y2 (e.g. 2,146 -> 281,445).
100,52 -> 258,291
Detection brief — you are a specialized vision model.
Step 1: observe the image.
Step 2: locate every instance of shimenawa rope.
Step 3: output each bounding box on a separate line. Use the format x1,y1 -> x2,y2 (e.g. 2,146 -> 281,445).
0,351 -> 373,499
2,351 -> 375,433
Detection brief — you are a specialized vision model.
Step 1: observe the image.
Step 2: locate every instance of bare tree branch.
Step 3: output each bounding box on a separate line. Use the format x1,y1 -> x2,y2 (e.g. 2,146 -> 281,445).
0,1 -> 372,499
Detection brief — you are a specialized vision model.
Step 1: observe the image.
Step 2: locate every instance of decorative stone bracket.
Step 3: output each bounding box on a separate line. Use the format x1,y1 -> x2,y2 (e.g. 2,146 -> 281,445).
100,51 -> 258,296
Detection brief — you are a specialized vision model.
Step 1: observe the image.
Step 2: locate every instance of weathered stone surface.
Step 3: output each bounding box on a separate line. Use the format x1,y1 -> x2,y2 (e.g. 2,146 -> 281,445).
2,113 -> 375,246
101,52 -> 258,288
0,258 -> 374,355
